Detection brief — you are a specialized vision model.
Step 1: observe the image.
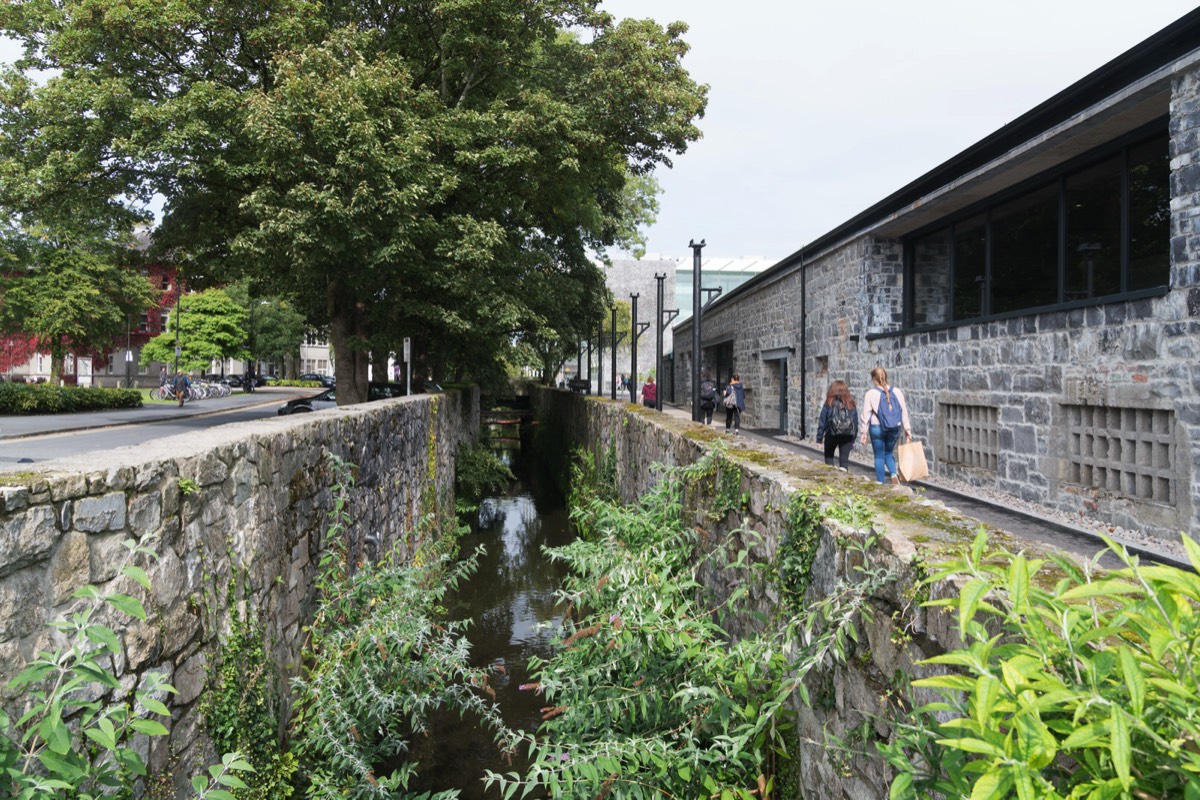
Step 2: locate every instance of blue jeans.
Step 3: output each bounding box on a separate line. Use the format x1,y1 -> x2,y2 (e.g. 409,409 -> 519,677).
869,424 -> 901,483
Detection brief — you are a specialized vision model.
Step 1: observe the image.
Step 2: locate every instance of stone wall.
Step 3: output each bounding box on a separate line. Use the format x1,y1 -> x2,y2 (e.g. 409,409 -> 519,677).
530,387 -> 967,799
0,389 -> 477,792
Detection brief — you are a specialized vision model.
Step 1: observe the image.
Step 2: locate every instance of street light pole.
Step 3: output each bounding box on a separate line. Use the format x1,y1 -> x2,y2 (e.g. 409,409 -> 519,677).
690,239 -> 705,421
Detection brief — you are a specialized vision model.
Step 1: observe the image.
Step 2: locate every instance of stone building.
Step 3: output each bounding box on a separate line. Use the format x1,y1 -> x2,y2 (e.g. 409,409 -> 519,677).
673,9 -> 1200,545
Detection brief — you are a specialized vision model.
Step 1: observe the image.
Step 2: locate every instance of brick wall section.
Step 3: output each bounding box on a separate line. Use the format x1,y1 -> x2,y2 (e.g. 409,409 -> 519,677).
0,389 -> 477,793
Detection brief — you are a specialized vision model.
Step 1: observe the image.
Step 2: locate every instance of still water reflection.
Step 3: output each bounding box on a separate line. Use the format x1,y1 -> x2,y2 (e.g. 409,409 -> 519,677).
410,423 -> 572,797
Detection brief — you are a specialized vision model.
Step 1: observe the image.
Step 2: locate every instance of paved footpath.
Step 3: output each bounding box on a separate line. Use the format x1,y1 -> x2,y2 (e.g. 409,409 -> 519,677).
0,387 -> 309,441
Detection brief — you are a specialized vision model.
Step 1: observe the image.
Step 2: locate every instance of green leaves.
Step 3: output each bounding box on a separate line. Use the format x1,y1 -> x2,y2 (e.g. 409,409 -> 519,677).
885,533 -> 1200,799
0,535 -> 249,798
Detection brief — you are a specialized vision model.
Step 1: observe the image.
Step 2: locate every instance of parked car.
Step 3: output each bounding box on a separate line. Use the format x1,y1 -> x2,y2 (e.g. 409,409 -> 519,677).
277,388 -> 337,416
221,374 -> 244,388
298,372 -> 336,388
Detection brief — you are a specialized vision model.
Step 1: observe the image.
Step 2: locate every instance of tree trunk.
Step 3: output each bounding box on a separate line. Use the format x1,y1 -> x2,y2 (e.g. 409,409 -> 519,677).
328,279 -> 370,404
370,345 -> 391,383
49,340 -> 65,385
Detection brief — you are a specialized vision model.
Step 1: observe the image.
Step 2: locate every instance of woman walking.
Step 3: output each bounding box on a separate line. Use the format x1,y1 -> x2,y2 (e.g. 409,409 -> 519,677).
859,367 -> 912,484
816,379 -> 858,469
723,374 -> 745,434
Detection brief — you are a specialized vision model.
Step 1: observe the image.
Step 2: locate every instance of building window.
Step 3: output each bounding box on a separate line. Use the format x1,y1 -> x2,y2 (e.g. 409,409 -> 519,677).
1064,404 -> 1174,505
907,130 -> 1169,325
160,274 -> 170,290
139,313 -> 149,332
940,402 -> 998,471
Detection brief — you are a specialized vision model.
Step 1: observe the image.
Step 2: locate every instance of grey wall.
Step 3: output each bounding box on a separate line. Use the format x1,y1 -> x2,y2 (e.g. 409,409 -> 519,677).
0,389 -> 477,793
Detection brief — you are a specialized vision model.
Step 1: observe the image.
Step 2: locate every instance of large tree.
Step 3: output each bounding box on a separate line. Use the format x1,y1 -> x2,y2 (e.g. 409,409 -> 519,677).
0,229 -> 159,383
0,1 -> 707,403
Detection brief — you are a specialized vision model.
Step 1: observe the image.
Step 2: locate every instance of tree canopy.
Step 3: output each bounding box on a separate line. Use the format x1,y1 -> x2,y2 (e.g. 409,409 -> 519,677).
139,288 -> 248,374
0,228 -> 159,383
0,0 -> 707,402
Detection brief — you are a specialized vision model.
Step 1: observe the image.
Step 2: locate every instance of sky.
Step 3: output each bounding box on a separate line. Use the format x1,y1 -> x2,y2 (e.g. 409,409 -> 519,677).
3,1 -> 1200,264
596,0 -> 1200,262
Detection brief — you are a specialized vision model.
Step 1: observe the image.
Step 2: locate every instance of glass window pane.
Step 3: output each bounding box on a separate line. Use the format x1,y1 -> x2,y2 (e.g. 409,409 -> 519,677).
1065,157 -> 1121,300
990,184 -> 1058,314
912,228 -> 951,326
953,214 -> 986,320
1128,135 -> 1170,291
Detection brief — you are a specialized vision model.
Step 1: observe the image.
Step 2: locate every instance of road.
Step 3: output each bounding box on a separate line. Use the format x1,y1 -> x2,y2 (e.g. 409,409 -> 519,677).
0,404 -> 284,464
0,391 -> 302,464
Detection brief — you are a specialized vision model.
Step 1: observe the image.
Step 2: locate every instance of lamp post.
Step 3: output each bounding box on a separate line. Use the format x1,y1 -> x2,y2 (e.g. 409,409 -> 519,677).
655,272 -> 679,412
172,277 -> 184,377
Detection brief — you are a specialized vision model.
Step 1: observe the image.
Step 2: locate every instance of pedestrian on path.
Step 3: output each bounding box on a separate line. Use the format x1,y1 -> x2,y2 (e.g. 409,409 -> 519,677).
859,367 -> 912,484
698,372 -> 718,424
816,379 -> 858,469
641,375 -> 657,409
173,370 -> 191,407
723,374 -> 745,434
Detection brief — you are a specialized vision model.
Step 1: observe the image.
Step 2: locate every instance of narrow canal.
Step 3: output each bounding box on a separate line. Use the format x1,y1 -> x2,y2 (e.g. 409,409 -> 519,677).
411,417 -> 571,797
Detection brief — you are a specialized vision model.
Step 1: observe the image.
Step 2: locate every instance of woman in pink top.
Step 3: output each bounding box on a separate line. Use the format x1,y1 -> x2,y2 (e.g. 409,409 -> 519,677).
858,367 -> 912,484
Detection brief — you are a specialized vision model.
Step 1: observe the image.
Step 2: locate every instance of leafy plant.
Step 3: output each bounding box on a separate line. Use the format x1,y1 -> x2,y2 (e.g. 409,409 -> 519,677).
454,442 -> 515,514
178,477 -> 200,497
881,531 -> 1200,800
200,578 -> 296,799
681,442 -> 745,521
0,537 -> 253,799
487,459 -> 897,800
290,456 -> 504,798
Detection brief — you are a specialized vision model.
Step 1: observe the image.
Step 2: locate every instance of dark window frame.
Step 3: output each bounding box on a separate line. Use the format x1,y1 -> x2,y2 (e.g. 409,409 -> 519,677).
898,120 -> 1170,335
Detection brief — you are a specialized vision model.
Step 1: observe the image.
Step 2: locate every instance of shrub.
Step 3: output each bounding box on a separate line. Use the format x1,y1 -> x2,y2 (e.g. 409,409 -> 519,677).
290,455 -> 504,798
0,383 -> 142,414
0,537 -> 251,799
882,531 -> 1200,800
487,458 -> 897,800
454,442 -> 514,513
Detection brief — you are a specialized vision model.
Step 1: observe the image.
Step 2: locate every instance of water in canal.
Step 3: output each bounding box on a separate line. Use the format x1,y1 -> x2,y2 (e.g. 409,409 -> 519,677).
408,419 -> 572,797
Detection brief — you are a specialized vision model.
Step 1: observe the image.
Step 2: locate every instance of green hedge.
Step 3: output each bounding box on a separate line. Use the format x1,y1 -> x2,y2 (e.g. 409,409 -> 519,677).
267,380 -> 325,388
0,383 -> 143,414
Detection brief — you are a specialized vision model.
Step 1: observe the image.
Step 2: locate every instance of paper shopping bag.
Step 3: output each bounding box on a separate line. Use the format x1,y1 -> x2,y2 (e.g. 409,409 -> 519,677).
895,441 -> 929,482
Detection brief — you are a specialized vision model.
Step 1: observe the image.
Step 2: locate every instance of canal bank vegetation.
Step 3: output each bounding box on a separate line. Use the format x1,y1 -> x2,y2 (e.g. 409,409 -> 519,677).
486,448 -> 897,799
881,530 -> 1200,800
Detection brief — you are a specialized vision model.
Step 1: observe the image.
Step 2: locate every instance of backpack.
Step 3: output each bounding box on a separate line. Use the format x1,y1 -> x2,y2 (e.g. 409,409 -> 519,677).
876,387 -> 903,431
699,380 -> 716,404
829,400 -> 855,436
723,387 -> 738,409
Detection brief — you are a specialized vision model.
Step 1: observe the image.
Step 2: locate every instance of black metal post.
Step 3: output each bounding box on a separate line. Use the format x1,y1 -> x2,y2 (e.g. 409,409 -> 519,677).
576,339 -> 582,388
596,318 -> 603,397
689,239 -> 705,420
655,275 -> 664,410
629,293 -> 639,403
586,328 -> 593,395
610,306 -> 617,400
654,273 -> 679,412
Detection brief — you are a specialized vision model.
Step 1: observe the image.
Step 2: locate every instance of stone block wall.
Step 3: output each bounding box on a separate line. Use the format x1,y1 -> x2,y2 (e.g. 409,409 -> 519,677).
0,388 -> 477,791
529,387 -> 967,799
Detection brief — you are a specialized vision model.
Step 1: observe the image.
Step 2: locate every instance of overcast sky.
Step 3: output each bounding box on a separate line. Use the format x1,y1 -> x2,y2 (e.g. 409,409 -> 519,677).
598,0 -> 1200,262
3,2 -> 1199,263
